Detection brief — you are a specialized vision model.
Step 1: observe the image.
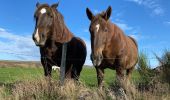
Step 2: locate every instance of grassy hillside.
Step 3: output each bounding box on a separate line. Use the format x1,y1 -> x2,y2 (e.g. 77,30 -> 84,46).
0,60 -> 41,68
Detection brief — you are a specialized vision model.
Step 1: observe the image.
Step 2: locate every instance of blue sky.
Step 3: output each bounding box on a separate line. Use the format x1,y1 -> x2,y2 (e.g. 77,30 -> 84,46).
0,0 -> 170,67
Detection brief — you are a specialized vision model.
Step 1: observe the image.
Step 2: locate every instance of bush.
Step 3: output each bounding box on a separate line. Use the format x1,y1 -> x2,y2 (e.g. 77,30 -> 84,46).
137,52 -> 155,85
156,50 -> 170,84
136,51 -> 170,96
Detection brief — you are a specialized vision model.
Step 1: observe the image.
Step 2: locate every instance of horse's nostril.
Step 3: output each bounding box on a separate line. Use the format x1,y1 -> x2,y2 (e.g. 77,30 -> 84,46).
99,55 -> 103,60
32,36 -> 35,41
32,34 -> 35,40
41,33 -> 45,38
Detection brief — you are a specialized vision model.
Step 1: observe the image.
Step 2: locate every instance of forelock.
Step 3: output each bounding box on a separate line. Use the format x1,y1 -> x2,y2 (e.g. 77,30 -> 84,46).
34,4 -> 50,18
40,8 -> 47,14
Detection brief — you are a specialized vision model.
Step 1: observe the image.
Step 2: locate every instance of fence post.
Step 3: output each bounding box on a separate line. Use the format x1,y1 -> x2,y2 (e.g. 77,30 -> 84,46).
60,43 -> 67,85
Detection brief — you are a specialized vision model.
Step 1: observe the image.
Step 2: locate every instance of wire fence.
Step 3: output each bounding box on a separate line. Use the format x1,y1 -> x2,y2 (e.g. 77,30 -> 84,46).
0,50 -> 159,60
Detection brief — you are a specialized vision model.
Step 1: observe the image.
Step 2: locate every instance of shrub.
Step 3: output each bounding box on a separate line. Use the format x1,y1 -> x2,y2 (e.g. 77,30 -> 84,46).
137,52 -> 155,85
156,50 -> 170,84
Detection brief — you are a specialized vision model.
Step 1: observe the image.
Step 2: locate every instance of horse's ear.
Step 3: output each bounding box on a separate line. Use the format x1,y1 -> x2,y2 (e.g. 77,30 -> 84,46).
86,8 -> 94,21
36,2 -> 40,8
51,2 -> 59,8
103,6 -> 112,20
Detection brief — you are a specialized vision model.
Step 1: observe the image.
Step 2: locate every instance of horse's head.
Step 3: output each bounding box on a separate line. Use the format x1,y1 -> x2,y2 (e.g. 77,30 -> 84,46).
32,2 -> 59,47
86,6 -> 112,66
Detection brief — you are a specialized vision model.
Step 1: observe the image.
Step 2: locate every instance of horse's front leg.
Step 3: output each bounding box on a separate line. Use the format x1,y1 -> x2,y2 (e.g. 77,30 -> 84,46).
126,67 -> 136,99
116,67 -> 130,100
41,57 -> 52,78
95,67 -> 104,89
116,67 -> 126,90
126,67 -> 134,86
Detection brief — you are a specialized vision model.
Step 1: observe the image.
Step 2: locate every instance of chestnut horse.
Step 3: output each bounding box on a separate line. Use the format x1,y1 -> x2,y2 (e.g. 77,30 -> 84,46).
32,2 -> 87,80
86,6 -> 138,93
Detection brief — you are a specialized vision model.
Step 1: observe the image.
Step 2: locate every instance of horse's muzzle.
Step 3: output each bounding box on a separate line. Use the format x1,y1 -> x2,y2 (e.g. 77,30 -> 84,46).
91,54 -> 103,67
32,34 -> 46,47
34,41 -> 45,47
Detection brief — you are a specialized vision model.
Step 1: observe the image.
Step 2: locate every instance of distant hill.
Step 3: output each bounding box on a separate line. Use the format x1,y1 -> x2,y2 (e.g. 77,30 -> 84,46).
0,60 -> 93,68
0,60 -> 41,68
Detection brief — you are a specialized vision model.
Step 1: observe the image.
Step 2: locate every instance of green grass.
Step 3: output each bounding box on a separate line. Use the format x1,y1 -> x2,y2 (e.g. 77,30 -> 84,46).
0,67 -> 154,99
0,67 -> 140,87
80,67 -> 140,87
80,67 -> 115,87
0,67 -> 43,84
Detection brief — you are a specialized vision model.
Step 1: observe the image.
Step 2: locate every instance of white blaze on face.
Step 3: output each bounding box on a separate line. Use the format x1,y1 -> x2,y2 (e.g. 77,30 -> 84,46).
40,8 -> 47,14
34,28 -> 40,42
96,24 -> 100,32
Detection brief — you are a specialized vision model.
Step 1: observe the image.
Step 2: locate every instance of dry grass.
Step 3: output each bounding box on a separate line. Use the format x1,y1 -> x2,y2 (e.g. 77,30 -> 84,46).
0,87 -> 4,99
135,82 -> 170,100
0,78 -> 169,100
11,79 -> 108,100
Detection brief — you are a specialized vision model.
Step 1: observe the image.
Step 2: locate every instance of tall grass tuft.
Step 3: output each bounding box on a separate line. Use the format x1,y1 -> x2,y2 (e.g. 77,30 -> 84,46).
156,50 -> 170,84
137,52 -> 155,85
135,52 -> 170,99
12,79 -> 108,100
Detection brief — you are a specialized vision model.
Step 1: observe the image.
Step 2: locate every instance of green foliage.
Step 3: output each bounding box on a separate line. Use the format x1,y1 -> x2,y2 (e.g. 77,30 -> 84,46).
156,50 -> 170,84
137,52 -> 155,84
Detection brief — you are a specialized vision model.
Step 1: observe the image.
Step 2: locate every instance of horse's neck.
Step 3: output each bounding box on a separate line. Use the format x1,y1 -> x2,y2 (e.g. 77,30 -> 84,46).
53,19 -> 74,43
63,26 -> 74,41
109,24 -> 127,50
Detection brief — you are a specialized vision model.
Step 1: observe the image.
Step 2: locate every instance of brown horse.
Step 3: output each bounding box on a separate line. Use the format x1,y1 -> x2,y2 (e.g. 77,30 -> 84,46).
32,2 -> 87,80
86,6 -> 138,93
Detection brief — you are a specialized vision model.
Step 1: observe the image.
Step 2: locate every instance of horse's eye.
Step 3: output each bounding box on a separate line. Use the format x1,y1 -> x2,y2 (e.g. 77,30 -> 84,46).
50,14 -> 53,18
104,28 -> 108,32
48,14 -> 53,18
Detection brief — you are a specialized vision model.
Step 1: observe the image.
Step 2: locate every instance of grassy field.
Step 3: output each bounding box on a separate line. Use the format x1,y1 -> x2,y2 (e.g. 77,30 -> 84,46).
1,66 -> 169,100
0,66 -> 140,99
1,51 -> 170,99
0,67 -> 140,87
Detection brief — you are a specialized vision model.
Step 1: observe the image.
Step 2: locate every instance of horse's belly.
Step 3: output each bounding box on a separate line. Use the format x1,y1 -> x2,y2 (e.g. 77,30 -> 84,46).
101,59 -> 116,70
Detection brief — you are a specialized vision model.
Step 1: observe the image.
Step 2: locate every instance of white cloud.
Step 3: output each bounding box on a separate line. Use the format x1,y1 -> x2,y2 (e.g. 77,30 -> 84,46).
0,27 -> 39,61
126,0 -> 164,16
129,34 -> 140,40
153,7 -> 164,15
164,21 -> 170,25
115,22 -> 133,31
0,28 -> 6,32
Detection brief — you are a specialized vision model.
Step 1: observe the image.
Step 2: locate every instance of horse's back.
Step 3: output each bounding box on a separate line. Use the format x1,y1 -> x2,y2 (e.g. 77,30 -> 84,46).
126,36 -> 138,67
74,37 -> 87,62
127,36 -> 138,48
68,37 -> 87,64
